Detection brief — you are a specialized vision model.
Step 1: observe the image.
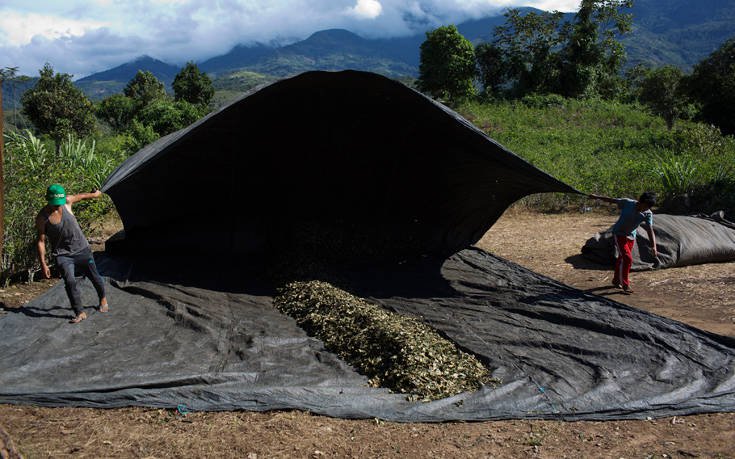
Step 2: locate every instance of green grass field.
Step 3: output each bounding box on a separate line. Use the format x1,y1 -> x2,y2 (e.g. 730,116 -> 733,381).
458,96 -> 735,213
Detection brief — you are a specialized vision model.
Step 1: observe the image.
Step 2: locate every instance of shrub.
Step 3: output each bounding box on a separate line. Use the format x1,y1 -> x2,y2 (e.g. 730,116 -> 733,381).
96,94 -> 136,132
673,124 -> 728,157
521,93 -> 566,109
123,119 -> 159,153
654,153 -> 698,196
136,99 -> 204,136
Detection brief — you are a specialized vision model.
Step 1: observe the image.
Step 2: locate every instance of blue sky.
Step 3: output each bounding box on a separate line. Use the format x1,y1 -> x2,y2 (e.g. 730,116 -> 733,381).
0,0 -> 581,79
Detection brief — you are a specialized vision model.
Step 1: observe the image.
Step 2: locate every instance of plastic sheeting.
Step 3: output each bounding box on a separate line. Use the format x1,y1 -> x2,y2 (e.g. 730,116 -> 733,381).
582,213 -> 735,270
100,70 -> 577,263
1,249 -> 734,421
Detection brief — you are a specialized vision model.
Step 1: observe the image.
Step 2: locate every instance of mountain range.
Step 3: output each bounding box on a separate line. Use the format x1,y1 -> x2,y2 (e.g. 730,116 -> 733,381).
3,0 -> 735,107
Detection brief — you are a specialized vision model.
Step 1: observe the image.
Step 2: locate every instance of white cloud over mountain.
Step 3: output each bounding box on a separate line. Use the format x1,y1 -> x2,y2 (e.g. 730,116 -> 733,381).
348,0 -> 384,19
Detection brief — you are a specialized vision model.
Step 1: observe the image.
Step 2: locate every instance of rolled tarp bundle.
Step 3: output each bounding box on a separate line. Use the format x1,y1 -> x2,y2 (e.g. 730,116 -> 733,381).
582,212 -> 735,270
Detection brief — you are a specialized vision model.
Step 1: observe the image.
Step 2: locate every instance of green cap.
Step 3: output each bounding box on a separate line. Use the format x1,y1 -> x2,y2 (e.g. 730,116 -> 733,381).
46,184 -> 66,206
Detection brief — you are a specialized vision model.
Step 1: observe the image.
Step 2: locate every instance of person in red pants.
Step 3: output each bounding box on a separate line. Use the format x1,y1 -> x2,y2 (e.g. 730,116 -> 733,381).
588,192 -> 658,294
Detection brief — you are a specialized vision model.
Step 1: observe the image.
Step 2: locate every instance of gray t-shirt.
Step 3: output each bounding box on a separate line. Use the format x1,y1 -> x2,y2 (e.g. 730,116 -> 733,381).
44,206 -> 90,257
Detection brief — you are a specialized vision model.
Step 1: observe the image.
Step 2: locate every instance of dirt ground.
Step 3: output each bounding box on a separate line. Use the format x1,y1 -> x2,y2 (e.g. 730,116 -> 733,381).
477,210 -> 735,338
1,209 -> 734,458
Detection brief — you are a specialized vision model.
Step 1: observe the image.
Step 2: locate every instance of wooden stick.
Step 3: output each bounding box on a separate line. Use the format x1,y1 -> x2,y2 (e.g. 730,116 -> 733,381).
0,79 -> 5,266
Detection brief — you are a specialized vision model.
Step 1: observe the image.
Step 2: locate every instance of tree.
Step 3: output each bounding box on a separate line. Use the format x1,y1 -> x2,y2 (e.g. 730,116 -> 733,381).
21,63 -> 96,153
685,37 -> 735,136
559,0 -> 633,98
492,9 -> 567,96
173,62 -> 214,107
124,119 -> 159,153
622,63 -> 651,102
135,99 -> 203,136
417,25 -> 476,103
97,94 -> 136,132
475,43 -> 506,96
639,65 -> 687,130
124,70 -> 167,108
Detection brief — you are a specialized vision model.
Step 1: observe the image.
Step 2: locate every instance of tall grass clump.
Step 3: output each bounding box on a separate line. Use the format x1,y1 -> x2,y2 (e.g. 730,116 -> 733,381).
655,124 -> 735,213
2,130 -> 123,283
458,98 -> 735,215
654,153 -> 698,197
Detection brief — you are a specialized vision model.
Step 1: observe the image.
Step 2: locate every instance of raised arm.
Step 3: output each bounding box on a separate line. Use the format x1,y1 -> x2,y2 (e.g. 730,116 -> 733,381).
35,214 -> 51,279
66,190 -> 102,205
587,193 -> 618,204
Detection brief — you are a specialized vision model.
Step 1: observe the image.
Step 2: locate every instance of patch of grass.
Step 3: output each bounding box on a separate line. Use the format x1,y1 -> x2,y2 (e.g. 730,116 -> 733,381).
526,434 -> 543,447
458,98 -> 735,215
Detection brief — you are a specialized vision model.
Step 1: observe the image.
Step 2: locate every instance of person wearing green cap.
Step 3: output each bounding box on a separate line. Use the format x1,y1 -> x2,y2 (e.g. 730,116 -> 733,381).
35,184 -> 108,324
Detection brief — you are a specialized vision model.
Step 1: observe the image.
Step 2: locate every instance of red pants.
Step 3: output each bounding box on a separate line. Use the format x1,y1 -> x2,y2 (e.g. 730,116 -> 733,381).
613,236 -> 635,287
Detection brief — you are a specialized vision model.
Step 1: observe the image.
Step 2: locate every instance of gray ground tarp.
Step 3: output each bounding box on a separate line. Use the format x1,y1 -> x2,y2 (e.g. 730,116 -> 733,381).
582,212 -> 735,270
1,249 -> 734,421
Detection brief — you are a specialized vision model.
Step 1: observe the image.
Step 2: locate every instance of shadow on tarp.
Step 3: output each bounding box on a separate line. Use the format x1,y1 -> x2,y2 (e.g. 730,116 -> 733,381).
96,252 -> 276,296
96,248 -> 459,301
6,305 -> 73,320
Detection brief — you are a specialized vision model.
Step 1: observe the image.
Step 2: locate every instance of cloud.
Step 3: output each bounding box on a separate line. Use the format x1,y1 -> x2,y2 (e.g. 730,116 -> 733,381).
0,1 -> 582,78
348,0 -> 383,19
533,0 -> 580,12
0,10 -> 108,47
1,28 -> 150,79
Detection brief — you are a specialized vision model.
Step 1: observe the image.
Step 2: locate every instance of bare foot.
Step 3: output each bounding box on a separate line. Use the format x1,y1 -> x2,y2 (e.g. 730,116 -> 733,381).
70,311 -> 87,324
99,298 -> 109,313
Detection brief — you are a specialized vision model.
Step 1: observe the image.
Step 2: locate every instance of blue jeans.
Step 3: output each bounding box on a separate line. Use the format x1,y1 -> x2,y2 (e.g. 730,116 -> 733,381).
56,248 -> 106,316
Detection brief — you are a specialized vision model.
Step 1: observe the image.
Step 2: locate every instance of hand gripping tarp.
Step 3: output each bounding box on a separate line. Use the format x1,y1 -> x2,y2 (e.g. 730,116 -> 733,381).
1,71 -> 734,420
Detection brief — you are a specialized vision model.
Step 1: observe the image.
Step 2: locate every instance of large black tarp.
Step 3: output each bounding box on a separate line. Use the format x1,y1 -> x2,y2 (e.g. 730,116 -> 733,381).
2,71 -> 735,420
582,212 -> 735,270
101,70 -> 576,262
